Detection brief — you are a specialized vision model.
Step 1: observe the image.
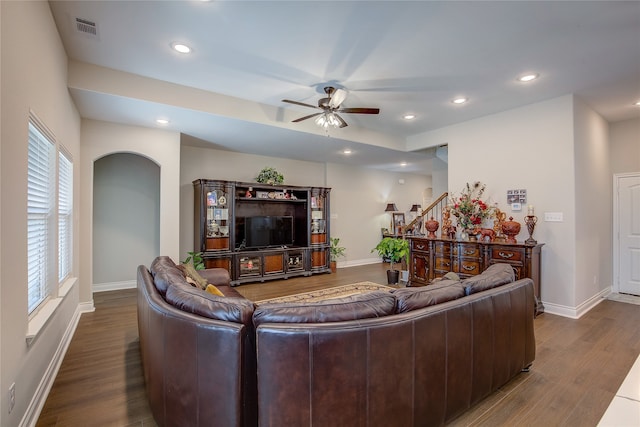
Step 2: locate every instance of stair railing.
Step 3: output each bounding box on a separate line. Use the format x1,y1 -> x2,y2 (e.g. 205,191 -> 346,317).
403,192 -> 449,237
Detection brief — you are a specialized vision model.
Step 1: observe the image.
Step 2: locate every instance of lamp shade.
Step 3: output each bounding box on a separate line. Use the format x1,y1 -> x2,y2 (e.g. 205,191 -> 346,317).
410,204 -> 421,212
385,203 -> 398,212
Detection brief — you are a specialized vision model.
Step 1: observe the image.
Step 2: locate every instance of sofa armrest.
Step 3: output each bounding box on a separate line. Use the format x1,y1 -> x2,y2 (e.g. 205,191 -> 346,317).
199,267 -> 231,286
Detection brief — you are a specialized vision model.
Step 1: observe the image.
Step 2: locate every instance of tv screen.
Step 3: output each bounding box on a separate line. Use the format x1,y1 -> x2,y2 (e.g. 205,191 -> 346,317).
244,216 -> 294,248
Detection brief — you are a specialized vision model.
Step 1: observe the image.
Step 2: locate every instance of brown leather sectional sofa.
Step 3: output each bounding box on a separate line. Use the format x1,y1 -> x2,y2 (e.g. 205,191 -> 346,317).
137,256 -> 536,427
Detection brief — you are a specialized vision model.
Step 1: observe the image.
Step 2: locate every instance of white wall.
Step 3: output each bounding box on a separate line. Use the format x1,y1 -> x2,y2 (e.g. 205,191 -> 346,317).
1,2 -> 81,426
408,95 -> 580,313
610,117 -> 640,174
80,120 -> 180,301
179,144 -> 430,265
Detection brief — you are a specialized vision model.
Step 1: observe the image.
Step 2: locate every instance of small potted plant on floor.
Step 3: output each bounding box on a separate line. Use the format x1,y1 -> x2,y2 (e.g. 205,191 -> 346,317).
329,237 -> 346,273
372,237 -> 410,284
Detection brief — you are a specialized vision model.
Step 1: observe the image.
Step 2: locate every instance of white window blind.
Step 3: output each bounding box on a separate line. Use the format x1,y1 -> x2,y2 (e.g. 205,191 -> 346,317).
58,149 -> 73,283
27,119 -> 56,314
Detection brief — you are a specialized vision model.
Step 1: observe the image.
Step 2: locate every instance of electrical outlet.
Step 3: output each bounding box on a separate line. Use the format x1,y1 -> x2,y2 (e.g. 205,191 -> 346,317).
8,382 -> 15,414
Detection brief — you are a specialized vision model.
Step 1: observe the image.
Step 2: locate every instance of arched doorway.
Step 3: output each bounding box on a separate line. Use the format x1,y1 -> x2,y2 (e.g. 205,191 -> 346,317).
92,153 -> 160,291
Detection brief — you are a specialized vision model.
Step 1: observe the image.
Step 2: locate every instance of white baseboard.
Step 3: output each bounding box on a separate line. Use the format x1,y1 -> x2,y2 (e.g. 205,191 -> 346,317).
543,287 -> 610,319
21,301 -> 93,427
92,280 -> 136,293
337,257 -> 383,268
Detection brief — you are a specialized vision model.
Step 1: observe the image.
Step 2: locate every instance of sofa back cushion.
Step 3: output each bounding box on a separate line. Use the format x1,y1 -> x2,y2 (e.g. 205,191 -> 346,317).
165,282 -> 255,325
253,291 -> 395,327
393,280 -> 465,313
149,256 -> 183,296
462,263 -> 515,295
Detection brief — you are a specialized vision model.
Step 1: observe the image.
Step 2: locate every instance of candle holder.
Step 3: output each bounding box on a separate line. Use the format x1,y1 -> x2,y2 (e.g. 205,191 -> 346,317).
524,215 -> 538,245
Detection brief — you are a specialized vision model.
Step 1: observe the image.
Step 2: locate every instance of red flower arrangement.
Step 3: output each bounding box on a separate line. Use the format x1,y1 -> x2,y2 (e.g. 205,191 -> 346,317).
449,181 -> 494,231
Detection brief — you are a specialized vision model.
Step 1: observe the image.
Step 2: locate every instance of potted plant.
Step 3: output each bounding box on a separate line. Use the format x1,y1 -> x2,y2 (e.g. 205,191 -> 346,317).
256,167 -> 284,185
182,251 -> 205,270
372,237 -> 410,284
329,237 -> 346,273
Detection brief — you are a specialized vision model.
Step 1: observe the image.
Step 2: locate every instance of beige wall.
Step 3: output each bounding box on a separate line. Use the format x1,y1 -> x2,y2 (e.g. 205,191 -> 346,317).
179,144 -> 430,265
407,95 -> 597,315
610,117 -> 640,174
1,2 -> 81,425
573,97 -> 611,307
80,120 -> 181,300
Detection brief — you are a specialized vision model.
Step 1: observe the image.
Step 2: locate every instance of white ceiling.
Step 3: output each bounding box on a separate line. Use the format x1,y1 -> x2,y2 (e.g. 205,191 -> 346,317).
49,1 -> 640,175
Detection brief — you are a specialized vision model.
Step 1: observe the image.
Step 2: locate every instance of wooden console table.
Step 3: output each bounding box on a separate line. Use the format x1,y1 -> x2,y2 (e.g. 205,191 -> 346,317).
408,237 -> 544,314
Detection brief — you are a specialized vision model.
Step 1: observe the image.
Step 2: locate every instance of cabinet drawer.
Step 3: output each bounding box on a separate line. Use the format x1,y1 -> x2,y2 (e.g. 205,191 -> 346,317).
491,247 -> 524,262
456,260 -> 481,275
412,240 -> 429,252
434,242 -> 451,256
435,257 -> 453,270
456,244 -> 480,258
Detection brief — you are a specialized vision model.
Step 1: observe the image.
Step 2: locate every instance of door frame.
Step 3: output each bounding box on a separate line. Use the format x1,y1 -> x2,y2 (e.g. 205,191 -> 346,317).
612,172 -> 640,294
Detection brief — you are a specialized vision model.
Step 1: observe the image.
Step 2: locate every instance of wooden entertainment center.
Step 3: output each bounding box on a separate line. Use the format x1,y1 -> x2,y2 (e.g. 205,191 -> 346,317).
408,236 -> 544,314
193,179 -> 331,286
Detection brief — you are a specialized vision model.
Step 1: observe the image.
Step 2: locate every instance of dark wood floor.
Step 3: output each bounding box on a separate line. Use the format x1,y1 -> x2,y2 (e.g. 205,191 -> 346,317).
36,263 -> 640,426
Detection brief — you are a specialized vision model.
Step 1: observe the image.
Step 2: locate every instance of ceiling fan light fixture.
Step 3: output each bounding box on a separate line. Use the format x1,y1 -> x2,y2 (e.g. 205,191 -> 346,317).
315,112 -> 340,128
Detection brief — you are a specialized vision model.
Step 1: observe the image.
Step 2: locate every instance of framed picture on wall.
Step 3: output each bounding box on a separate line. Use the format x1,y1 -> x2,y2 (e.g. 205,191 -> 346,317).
393,213 -> 405,235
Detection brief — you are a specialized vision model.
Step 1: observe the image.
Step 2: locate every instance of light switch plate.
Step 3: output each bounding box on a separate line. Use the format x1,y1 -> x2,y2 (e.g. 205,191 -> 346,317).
544,212 -> 563,222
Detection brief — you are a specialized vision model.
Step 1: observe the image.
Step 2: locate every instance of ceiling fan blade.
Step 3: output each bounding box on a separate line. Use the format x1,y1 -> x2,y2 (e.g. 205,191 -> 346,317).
282,99 -> 320,109
335,114 -> 348,128
338,107 -> 380,115
292,112 -> 322,123
329,88 -> 348,109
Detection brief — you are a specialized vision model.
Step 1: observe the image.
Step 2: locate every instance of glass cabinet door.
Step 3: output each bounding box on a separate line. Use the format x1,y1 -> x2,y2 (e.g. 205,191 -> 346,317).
205,183 -> 232,251
310,188 -> 328,245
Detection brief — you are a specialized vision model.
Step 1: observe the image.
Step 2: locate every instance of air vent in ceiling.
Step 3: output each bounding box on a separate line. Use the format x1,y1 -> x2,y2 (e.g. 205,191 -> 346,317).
74,17 -> 99,39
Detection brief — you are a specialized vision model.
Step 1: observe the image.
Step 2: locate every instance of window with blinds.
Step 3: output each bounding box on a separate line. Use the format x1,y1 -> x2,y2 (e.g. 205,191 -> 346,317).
58,149 -> 73,283
28,119 -> 56,313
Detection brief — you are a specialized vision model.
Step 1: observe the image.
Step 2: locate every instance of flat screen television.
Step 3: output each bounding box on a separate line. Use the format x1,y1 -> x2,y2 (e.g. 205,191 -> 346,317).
243,216 -> 294,249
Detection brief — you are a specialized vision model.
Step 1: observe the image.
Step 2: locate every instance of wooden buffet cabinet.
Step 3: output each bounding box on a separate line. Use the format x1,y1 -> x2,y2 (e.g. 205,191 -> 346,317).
408,237 -> 544,314
193,179 -> 331,286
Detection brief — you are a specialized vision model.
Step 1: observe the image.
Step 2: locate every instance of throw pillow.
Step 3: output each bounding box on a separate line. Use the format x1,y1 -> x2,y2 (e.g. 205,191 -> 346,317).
206,284 -> 225,297
181,262 -> 208,290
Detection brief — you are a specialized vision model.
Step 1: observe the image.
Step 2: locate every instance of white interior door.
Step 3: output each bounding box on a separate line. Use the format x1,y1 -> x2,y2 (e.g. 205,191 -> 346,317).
617,174 -> 640,295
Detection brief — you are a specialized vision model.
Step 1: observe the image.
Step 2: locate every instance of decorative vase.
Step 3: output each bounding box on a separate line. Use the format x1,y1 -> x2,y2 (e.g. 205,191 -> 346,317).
502,216 -> 521,243
425,217 -> 439,238
466,227 -> 478,241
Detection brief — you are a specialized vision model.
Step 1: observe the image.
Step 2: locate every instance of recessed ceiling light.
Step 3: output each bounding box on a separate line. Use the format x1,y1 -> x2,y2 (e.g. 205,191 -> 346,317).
400,162 -> 407,167
452,97 -> 468,105
171,42 -> 191,54
343,149 -> 352,155
634,101 -> 640,106
156,118 -> 169,125
403,114 -> 416,120
518,73 -> 539,82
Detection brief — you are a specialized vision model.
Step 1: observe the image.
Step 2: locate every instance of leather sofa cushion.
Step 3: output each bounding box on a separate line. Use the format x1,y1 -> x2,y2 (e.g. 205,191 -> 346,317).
149,256 -> 183,296
462,263 -> 515,295
166,282 -> 255,325
253,291 -> 396,327
393,280 -> 465,313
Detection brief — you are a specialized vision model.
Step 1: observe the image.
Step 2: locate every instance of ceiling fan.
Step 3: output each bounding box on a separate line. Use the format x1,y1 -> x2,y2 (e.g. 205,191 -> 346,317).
282,86 -> 380,128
